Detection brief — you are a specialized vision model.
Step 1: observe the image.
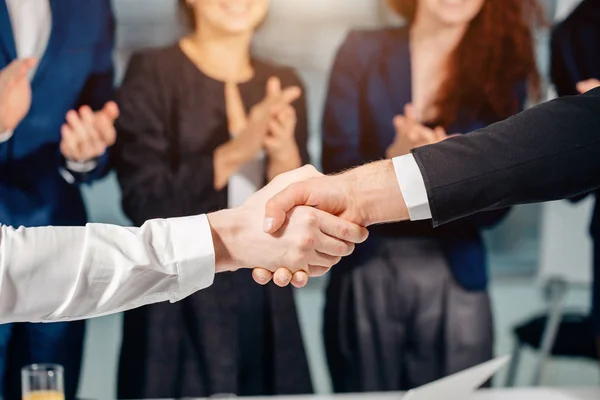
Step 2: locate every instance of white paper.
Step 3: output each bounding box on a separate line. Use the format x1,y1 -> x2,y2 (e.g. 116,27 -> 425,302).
403,355 -> 510,400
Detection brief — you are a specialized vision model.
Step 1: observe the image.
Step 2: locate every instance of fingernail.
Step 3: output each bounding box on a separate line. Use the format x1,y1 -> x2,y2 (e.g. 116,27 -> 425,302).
263,218 -> 274,232
294,274 -> 306,283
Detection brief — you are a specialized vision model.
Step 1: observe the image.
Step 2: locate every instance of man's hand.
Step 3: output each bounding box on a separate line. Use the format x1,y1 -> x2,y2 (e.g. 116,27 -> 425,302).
576,78 -> 600,94
252,161 -> 409,287
264,160 -> 409,231
0,58 -> 36,133
60,101 -> 120,162
207,165 -> 369,287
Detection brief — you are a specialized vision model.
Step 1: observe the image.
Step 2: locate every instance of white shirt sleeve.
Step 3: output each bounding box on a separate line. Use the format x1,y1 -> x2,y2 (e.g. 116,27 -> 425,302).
392,154 -> 432,221
0,215 -> 215,323
0,131 -> 14,143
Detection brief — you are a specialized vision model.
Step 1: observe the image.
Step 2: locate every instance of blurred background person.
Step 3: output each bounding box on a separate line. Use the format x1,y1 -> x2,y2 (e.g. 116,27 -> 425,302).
113,0 -> 312,398
0,0 -> 117,399
321,0 -> 541,392
551,0 -> 600,357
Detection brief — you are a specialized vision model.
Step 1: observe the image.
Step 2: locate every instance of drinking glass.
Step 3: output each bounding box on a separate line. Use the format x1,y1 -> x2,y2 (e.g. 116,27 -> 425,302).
21,364 -> 64,400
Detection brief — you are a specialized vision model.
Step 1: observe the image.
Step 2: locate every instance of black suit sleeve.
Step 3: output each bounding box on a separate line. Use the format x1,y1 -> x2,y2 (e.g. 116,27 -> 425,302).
413,87 -> 600,226
114,53 -> 224,225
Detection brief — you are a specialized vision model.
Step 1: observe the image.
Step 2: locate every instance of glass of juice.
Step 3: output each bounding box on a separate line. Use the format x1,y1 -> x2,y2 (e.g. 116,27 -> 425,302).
21,364 -> 64,400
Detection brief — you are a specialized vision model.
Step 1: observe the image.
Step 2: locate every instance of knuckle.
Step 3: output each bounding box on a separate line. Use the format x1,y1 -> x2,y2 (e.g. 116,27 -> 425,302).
300,234 -> 315,250
338,225 -> 350,240
304,211 -> 319,227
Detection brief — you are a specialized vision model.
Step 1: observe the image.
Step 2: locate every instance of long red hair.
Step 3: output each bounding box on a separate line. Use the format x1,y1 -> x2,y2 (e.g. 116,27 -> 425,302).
388,0 -> 543,128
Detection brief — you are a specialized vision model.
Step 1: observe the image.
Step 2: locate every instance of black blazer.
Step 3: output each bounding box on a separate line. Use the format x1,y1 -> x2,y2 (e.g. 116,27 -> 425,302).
551,0 -> 600,232
550,0 -> 600,337
413,87 -> 600,226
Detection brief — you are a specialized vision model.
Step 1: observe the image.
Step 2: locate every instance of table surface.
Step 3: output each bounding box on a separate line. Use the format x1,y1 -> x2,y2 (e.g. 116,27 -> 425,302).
191,388 -> 600,400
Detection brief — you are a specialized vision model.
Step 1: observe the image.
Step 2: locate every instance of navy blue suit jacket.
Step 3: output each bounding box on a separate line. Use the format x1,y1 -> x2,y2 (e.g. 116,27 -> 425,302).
551,0 -> 600,334
0,0 -> 114,227
323,28 -> 525,291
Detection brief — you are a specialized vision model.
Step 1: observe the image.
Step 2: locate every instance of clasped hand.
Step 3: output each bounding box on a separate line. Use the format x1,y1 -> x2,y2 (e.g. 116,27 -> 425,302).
209,165 -> 370,287
229,158 -> 409,288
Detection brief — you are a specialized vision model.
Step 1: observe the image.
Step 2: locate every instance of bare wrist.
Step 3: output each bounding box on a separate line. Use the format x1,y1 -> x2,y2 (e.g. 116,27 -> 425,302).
207,209 -> 243,273
268,140 -> 298,158
348,160 -> 409,226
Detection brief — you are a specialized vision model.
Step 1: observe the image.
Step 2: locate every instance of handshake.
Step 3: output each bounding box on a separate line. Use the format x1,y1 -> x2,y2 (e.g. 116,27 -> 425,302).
208,160 -> 410,288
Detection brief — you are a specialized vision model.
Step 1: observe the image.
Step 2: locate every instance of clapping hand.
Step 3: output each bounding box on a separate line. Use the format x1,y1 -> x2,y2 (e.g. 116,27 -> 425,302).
263,78 -> 302,179
0,58 -> 36,133
576,78 -> 600,94
229,77 -> 301,161
386,104 -> 450,158
264,81 -> 298,154
60,101 -> 120,162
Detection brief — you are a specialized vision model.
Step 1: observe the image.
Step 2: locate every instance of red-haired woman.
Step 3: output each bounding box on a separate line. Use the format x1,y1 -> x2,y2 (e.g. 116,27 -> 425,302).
322,0 -> 541,392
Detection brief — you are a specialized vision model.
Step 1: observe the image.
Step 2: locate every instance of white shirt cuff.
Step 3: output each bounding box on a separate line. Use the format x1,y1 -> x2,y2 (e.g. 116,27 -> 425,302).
167,214 -> 216,302
0,130 -> 14,143
65,159 -> 99,173
393,154 -> 432,221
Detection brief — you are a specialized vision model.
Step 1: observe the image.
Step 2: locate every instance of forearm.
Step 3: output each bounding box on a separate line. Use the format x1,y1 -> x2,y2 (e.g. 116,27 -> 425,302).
0,216 -> 215,323
214,139 -> 253,190
267,145 -> 302,181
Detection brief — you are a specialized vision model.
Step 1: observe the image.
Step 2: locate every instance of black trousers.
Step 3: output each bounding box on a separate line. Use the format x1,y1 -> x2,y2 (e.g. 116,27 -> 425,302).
324,237 -> 494,392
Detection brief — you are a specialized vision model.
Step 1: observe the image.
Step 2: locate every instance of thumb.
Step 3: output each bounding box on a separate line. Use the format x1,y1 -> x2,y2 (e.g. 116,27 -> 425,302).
264,182 -> 311,233
393,115 -> 405,134
102,101 -> 120,121
14,58 -> 36,81
404,103 -> 417,122
266,76 -> 282,99
4,58 -> 36,84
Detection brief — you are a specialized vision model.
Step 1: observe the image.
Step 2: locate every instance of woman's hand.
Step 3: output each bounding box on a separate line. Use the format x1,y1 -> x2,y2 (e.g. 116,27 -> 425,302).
215,77 -> 301,189
235,77 -> 301,160
386,103 -> 449,158
265,102 -> 302,180
576,78 -> 600,94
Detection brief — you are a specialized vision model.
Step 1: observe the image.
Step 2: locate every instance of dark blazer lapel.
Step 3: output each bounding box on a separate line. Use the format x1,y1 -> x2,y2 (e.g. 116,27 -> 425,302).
0,0 -> 17,64
32,0 -> 71,85
380,28 -> 413,116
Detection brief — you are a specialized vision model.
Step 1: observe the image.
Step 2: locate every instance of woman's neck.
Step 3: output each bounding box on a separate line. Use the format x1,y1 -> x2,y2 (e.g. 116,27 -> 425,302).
410,12 -> 468,54
185,26 -> 254,83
